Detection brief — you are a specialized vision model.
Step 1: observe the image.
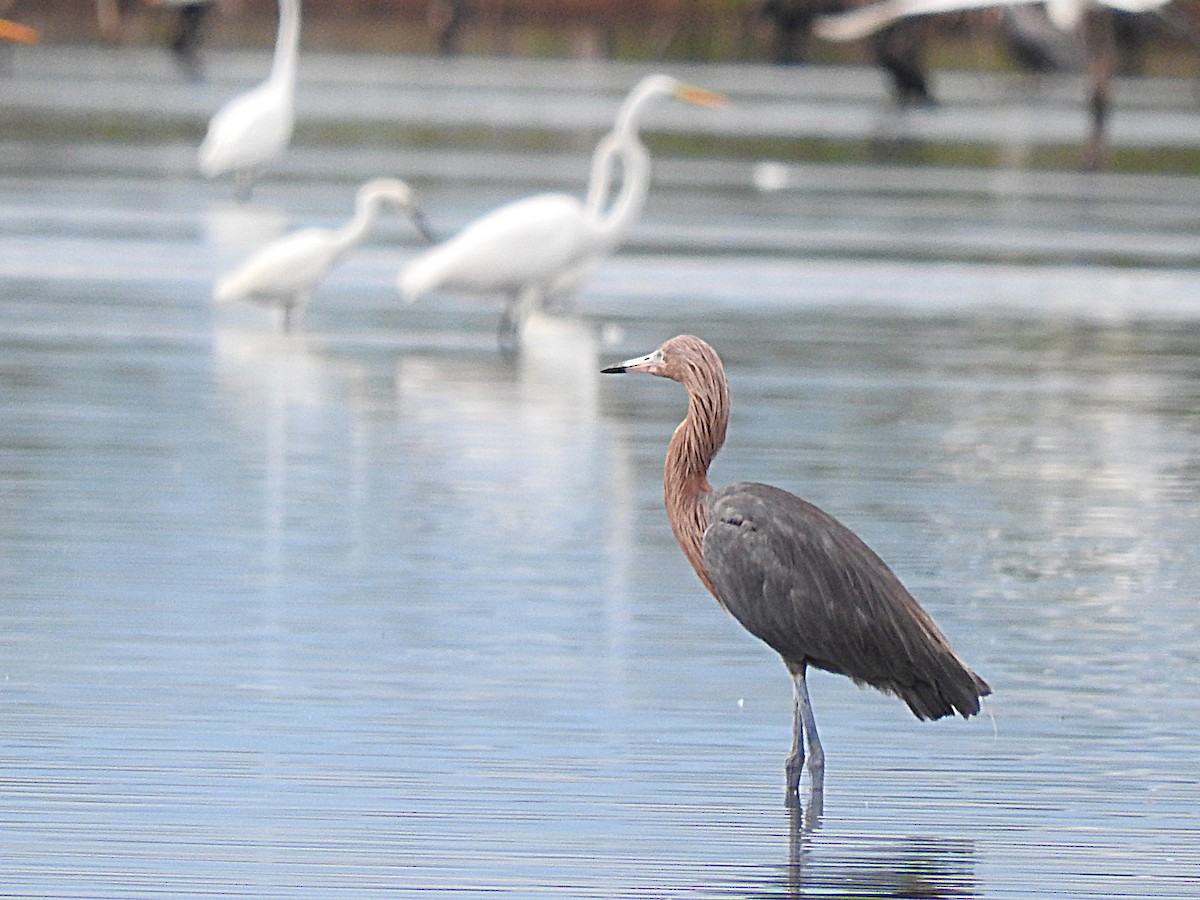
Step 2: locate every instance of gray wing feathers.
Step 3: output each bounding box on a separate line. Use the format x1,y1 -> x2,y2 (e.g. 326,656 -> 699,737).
703,482 -> 989,720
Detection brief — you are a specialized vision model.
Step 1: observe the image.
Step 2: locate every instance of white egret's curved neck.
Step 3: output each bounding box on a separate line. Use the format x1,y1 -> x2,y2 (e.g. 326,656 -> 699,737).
592,140 -> 650,245
271,0 -> 301,88
330,187 -> 387,256
585,79 -> 667,244
583,133 -> 619,218
613,79 -> 668,138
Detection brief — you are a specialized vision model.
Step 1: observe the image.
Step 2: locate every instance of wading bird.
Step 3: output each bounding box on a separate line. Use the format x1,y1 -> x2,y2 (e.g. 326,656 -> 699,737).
214,178 -> 433,330
397,75 -> 726,350
602,335 -> 990,806
814,0 -> 1173,167
198,0 -> 301,199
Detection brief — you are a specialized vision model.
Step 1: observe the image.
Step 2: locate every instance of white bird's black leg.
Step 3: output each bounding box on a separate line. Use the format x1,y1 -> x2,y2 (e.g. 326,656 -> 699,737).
279,292 -> 311,332
497,286 -> 540,355
497,294 -> 521,355
234,170 -> 255,204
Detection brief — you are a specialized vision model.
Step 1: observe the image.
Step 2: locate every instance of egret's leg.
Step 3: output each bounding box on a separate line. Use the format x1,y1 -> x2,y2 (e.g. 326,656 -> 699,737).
234,170 -> 255,204
795,668 -> 825,789
285,293 -> 311,333
785,668 -> 807,804
1082,9 -> 1114,170
281,295 -> 306,332
497,293 -> 522,354
498,286 -> 541,354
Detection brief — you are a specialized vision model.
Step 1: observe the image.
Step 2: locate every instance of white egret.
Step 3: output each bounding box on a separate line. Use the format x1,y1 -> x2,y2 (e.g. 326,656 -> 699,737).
814,0 -> 1171,166
198,0 -> 301,200
814,0 -> 1168,40
397,74 -> 726,349
214,178 -> 433,331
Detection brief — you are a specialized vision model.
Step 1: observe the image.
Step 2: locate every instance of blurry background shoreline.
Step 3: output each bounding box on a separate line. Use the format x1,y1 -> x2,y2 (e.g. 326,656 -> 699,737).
7,1 -> 1200,176
14,0 -> 1200,70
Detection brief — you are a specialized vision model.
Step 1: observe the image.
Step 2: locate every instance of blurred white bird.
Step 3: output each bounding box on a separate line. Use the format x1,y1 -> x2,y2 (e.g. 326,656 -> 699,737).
397,74 -> 726,350
214,178 -> 433,331
814,0 -> 1171,167
198,0 -> 301,200
814,0 -> 1169,41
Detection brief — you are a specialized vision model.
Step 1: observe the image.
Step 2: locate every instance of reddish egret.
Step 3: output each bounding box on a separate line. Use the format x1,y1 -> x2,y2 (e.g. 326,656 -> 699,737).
198,0 -> 300,200
214,178 -> 433,330
397,75 -> 726,348
602,335 -> 990,804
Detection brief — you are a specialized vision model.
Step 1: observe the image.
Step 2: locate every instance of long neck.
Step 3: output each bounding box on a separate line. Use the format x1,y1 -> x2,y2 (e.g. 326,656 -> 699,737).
583,134 -> 618,218
329,193 -> 383,258
585,85 -> 657,242
271,0 -> 301,89
592,138 -> 650,246
665,372 -> 729,599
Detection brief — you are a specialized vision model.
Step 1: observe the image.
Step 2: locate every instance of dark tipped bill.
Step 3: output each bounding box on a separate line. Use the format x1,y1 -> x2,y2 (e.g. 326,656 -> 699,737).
601,348 -> 663,374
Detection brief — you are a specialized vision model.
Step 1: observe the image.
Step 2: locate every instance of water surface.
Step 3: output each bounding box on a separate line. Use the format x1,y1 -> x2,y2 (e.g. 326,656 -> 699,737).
2,55 -> 1199,899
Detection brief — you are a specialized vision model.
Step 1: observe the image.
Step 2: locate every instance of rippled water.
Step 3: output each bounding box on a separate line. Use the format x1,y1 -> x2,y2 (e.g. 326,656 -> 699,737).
3,55 -> 1200,898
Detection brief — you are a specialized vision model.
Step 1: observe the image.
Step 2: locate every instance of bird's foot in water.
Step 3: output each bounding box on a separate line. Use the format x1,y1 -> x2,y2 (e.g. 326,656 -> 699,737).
784,750 -> 824,812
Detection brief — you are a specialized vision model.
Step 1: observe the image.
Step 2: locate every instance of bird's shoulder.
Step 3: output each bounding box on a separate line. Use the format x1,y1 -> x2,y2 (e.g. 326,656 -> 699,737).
246,227 -> 332,269
702,481 -> 925,669
462,192 -> 585,236
706,482 -> 861,559
206,79 -> 278,132
412,193 -> 590,290
200,80 -> 294,170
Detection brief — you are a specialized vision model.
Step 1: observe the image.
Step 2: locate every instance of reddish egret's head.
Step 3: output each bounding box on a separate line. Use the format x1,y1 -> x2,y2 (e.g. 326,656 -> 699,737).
600,334 -> 725,391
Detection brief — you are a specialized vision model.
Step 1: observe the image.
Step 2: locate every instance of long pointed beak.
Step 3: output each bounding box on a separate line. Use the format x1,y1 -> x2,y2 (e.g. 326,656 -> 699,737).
409,206 -> 437,244
675,84 -> 728,108
601,348 -> 663,374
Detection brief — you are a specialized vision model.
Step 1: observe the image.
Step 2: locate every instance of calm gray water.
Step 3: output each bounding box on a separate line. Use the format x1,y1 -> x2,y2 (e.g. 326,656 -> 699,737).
3,53 -> 1200,899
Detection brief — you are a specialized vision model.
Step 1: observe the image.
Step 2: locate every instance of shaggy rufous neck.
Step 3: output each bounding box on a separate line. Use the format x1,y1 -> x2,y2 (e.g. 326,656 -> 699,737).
663,347 -> 729,600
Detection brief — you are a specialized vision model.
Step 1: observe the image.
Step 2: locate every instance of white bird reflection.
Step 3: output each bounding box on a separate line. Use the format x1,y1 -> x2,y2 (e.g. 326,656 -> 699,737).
210,318 -> 640,698
393,334 -> 640,690
210,326 -> 372,700
204,201 -> 290,248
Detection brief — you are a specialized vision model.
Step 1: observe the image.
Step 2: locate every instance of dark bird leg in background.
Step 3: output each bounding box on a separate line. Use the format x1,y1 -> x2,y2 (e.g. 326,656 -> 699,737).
1083,9 -> 1116,170
496,288 -> 530,355
170,2 -> 211,82
873,21 -> 935,108
757,0 -> 817,64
